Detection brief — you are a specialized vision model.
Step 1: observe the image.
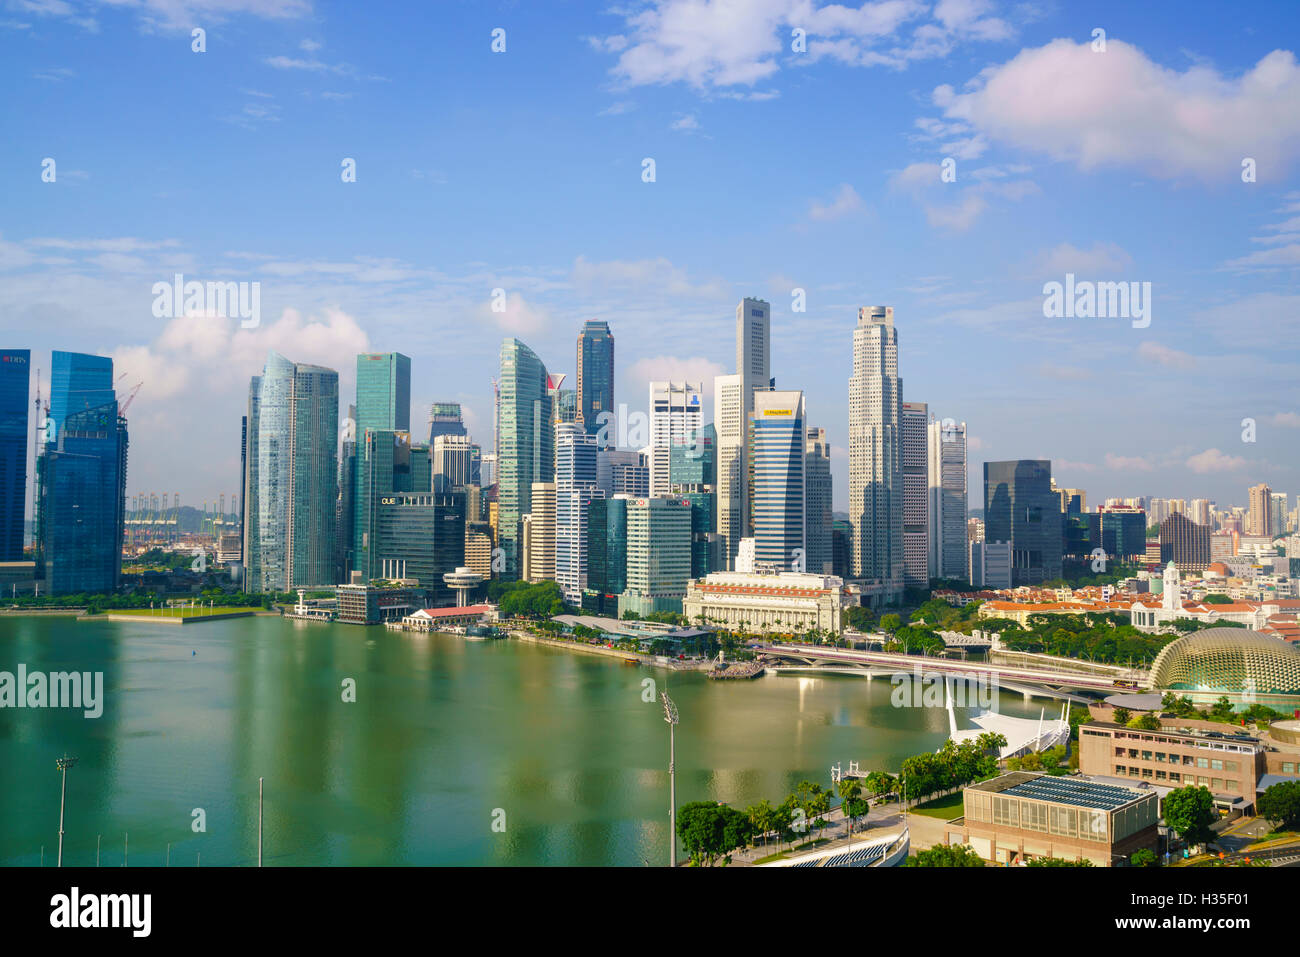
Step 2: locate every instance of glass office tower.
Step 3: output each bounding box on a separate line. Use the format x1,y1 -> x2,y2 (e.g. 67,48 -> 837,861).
0,350 -> 30,560
243,352 -> 339,593
351,353 -> 410,574
983,459 -> 1063,585
497,338 -> 552,579
40,351 -> 128,594
576,320 -> 614,438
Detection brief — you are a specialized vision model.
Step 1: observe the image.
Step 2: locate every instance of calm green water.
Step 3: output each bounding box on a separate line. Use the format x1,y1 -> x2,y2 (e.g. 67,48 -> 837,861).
0,615 -> 1055,866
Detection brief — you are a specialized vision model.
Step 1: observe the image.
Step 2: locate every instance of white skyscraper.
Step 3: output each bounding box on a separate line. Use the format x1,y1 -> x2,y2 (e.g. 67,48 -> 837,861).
848,306 -> 903,600
715,373 -> 745,568
648,381 -> 702,497
928,414 -> 969,581
737,297 -> 770,398
555,423 -> 603,604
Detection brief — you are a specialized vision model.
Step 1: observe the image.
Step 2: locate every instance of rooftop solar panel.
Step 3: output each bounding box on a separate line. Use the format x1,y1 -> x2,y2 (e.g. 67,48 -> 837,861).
1000,776 -> 1143,811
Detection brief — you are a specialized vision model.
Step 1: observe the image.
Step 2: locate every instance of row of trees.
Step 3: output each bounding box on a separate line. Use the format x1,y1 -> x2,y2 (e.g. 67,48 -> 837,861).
898,733 -> 1007,803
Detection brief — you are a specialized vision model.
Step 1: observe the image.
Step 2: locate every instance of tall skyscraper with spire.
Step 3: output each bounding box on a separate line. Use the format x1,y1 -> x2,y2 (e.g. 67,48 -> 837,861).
498,338 -> 552,579
576,320 -> 614,439
848,307 -> 903,600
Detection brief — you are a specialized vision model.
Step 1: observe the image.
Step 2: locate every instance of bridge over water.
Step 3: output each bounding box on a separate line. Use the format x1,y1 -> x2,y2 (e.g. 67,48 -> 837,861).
761,644 -> 1148,694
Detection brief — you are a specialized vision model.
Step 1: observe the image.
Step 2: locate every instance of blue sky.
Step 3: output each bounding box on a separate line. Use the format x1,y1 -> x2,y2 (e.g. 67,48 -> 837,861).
2,0 -> 1298,514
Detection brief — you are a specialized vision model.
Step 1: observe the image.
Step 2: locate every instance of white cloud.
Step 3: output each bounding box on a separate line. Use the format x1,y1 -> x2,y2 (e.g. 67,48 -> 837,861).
592,0 -> 1012,92
1039,241 -> 1132,275
808,183 -> 864,221
1104,453 -> 1153,472
671,113 -> 701,131
1271,412 -> 1300,427
1185,448 -> 1248,473
935,41 -> 1300,182
571,255 -> 726,299
1137,341 -> 1196,370
475,292 -> 549,336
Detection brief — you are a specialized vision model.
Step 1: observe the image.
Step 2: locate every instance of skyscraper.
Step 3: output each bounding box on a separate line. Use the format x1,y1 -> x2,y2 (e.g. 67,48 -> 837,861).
927,414 -> 968,582
900,400 -> 929,589
983,460 -> 1063,585
584,495 -> 628,616
555,423 -> 602,604
620,497 -> 692,617
39,351 -> 128,594
243,352 -> 338,593
1159,511 -> 1211,571
0,350 -> 30,560
524,480 -> 555,583
1248,483 -> 1272,537
596,448 -> 649,498
498,338 -> 552,578
648,380 -> 702,497
750,390 -> 805,568
848,306 -> 903,598
804,427 -> 833,576
714,372 -> 745,568
427,401 -> 467,445
432,434 -> 481,488
576,320 -> 614,438
737,297 -> 771,403
350,353 -> 410,574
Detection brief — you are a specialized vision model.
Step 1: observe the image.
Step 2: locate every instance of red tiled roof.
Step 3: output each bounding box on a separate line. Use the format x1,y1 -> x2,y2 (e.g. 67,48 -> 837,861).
418,604 -> 490,617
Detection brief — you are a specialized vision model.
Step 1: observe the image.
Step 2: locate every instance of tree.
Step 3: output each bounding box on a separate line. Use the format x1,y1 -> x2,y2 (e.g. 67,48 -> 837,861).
1201,594 -> 1232,604
880,613 -> 902,635
837,779 -> 869,837
1130,848 -> 1157,867
1111,706 -> 1132,725
1257,781 -> 1300,831
745,799 -> 775,847
906,843 -> 985,867
1128,713 -> 1161,731
864,771 -> 897,800
675,801 -> 751,866
1163,786 -> 1216,847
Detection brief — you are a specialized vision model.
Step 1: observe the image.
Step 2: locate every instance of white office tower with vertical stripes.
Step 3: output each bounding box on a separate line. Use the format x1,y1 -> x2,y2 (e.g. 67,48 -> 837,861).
848,306 -> 903,604
716,297 -> 771,569
928,414 -> 969,581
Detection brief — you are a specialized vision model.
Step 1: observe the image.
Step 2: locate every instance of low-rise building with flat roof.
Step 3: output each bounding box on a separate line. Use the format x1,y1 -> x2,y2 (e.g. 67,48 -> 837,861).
951,771 -> 1159,866
1079,721 -> 1266,814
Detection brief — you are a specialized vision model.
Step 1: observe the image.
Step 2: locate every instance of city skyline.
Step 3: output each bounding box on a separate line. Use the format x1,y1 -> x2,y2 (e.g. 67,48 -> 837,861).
3,2 -> 1298,509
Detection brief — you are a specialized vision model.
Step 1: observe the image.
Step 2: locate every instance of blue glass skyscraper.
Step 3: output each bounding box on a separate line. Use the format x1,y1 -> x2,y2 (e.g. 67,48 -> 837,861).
40,351 -> 128,594
0,350 -> 30,561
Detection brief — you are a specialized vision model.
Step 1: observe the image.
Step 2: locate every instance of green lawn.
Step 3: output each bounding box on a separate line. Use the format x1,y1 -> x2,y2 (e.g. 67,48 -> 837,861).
910,791 -> 966,820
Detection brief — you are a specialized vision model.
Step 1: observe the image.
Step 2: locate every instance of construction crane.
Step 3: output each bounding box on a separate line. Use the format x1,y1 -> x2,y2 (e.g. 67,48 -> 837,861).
119,381 -> 144,417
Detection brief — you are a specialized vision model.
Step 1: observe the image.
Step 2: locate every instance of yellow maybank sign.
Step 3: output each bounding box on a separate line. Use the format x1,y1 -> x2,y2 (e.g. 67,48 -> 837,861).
762,409 -> 793,416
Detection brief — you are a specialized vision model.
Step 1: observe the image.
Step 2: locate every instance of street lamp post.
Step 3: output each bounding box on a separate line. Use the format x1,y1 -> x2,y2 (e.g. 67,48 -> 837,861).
55,755 -> 77,867
660,691 -> 679,868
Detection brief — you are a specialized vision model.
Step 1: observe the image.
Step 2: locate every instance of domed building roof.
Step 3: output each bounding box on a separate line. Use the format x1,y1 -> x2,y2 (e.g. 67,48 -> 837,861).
1149,628 -> 1300,696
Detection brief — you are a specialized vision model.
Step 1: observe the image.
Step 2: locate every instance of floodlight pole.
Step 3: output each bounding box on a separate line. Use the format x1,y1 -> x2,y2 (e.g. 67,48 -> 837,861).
661,691 -> 679,867
55,755 -> 77,867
